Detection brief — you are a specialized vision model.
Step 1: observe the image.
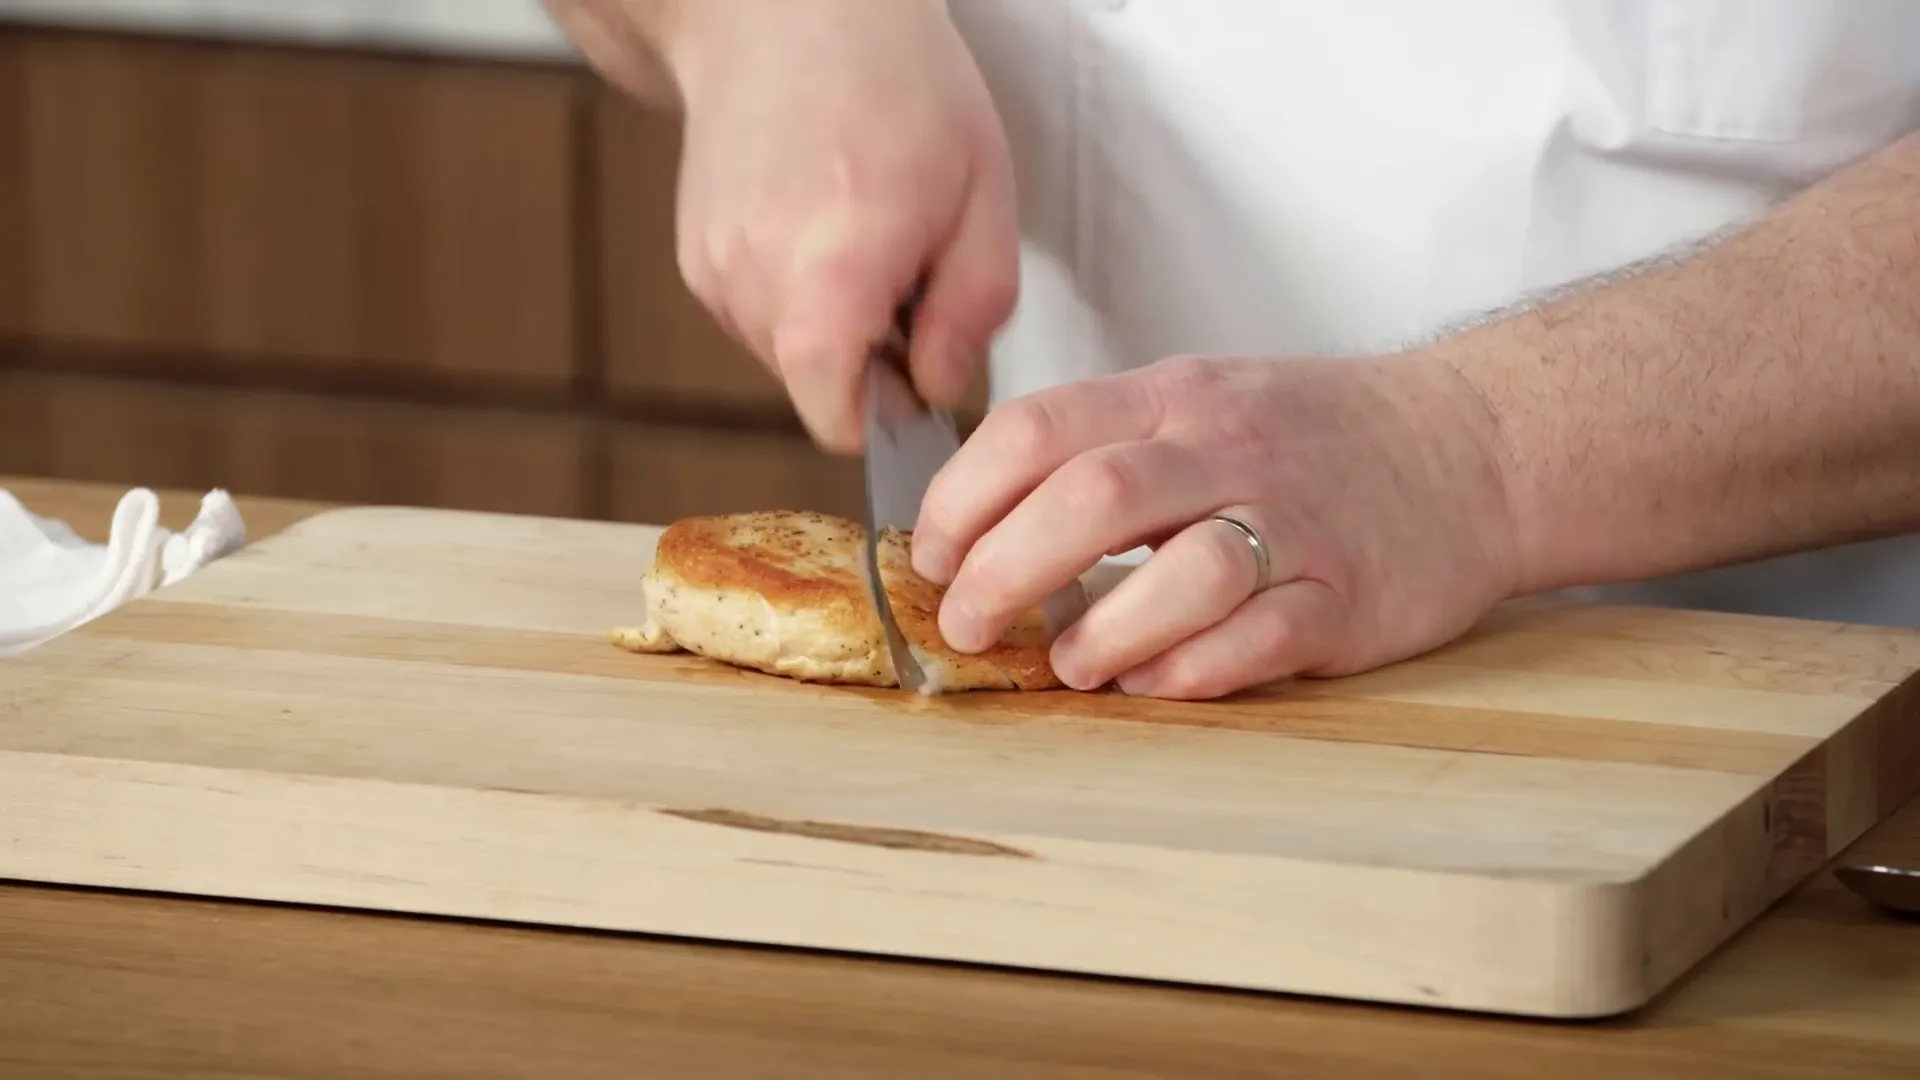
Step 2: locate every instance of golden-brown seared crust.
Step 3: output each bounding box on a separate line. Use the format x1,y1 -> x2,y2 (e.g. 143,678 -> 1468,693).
653,509 -> 876,644
612,510 -> 1062,692
874,526 -> 1061,691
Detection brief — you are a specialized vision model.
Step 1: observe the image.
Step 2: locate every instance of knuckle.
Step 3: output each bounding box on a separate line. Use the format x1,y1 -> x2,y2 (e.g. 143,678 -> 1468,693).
969,266 -> 1021,322
795,243 -> 869,289
917,480 -> 964,544
792,202 -> 908,273
950,549 -> 1017,618
1155,352 -> 1212,378
1157,599 -> 1305,701
1190,526 -> 1252,596
1061,448 -> 1141,519
1149,658 -> 1231,701
1145,353 -> 1235,420
1251,605 -> 1300,663
1244,606 -> 1310,686
1149,353 -> 1219,393
981,397 -> 1061,464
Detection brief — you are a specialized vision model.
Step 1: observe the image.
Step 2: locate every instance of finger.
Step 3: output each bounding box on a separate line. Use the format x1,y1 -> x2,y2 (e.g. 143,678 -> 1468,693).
678,198 -> 787,379
913,374 -> 1166,582
909,158 -> 1020,409
1115,578 -> 1347,700
545,0 -> 674,103
938,439 -> 1224,653
1106,526 -> 1179,559
696,233 -> 780,368
772,207 -> 931,453
1049,512 -> 1296,691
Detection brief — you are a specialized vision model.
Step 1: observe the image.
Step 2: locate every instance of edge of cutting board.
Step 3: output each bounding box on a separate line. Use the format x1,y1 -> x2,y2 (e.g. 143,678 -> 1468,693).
7,504 -> 1920,1019
1,746 -> 1677,1018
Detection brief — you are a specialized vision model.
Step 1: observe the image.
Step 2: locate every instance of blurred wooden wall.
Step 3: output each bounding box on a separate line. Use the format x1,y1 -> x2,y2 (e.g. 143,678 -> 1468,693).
0,26 -> 987,521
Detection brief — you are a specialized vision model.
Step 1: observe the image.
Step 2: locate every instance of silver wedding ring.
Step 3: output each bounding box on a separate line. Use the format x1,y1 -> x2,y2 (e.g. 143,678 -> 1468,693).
1209,514 -> 1272,595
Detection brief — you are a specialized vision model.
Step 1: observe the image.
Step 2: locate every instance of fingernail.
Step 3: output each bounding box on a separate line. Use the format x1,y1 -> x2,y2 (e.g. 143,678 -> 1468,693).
1115,670 -> 1158,697
1050,648 -> 1106,693
912,538 -> 954,584
796,401 -> 860,455
771,328 -> 861,453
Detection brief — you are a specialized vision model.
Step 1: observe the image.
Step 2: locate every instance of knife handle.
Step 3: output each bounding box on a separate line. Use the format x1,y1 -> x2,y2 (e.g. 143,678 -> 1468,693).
873,280 -> 928,373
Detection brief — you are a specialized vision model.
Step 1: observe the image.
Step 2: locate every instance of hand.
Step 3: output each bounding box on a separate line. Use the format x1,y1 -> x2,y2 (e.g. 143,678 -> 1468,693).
625,0 -> 1019,452
909,354 -> 1521,699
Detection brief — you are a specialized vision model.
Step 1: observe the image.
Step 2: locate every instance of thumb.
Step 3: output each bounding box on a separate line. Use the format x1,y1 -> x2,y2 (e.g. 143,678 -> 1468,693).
909,160 -> 1020,409
772,208 -> 929,453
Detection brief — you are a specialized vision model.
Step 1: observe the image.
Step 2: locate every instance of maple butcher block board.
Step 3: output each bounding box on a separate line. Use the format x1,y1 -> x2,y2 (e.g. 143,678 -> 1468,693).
4,508 -> 1920,1018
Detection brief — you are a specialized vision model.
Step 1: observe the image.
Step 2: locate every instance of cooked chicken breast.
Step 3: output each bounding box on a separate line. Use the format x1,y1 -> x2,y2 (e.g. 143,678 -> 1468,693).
610,510 -> 1060,692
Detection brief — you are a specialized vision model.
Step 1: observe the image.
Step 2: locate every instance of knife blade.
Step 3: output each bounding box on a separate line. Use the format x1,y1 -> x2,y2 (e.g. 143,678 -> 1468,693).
860,292 -> 1093,695
862,292 -> 951,694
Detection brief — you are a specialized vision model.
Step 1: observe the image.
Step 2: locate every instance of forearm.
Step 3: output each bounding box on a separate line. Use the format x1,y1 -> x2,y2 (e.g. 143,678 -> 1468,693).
1442,134 -> 1920,596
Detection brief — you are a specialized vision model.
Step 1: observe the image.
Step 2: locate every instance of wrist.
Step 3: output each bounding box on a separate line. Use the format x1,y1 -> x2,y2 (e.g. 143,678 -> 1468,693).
1419,321 -> 1545,599
661,0 -> 953,105
648,0 -> 733,102
624,0 -> 713,103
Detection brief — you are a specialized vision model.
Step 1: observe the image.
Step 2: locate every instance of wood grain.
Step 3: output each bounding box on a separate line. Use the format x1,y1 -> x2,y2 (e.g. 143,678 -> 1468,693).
0,28 -> 579,389
0,371 -> 874,523
0,868 -> 1911,1080
0,371 -> 592,516
3,480 -> 1919,1077
0,26 -> 987,531
6,503 -> 1917,1019
609,422 -> 866,523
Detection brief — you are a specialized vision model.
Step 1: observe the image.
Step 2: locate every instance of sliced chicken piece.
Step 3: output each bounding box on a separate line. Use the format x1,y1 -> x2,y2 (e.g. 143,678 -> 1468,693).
610,510 -> 1061,692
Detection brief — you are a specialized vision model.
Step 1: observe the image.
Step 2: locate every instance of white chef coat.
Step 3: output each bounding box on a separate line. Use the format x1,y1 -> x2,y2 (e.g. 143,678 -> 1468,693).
951,0 -> 1920,627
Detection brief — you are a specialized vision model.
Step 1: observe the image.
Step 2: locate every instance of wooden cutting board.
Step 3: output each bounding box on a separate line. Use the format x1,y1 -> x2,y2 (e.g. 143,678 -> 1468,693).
4,507 -> 1919,1019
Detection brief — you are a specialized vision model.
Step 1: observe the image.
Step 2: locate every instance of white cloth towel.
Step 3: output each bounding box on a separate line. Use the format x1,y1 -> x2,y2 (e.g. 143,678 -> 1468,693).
0,487 -> 248,658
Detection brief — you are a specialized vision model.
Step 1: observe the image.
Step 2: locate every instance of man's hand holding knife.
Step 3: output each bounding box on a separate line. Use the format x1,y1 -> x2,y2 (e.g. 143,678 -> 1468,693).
547,0 -> 1920,701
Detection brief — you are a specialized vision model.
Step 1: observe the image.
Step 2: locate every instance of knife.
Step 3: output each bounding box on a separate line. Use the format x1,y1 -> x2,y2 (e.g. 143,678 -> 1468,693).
861,290 -> 949,694
860,291 -> 1090,696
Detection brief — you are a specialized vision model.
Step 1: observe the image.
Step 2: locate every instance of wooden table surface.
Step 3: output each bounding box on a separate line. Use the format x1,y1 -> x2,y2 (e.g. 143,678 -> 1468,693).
5,476 -> 1919,1079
